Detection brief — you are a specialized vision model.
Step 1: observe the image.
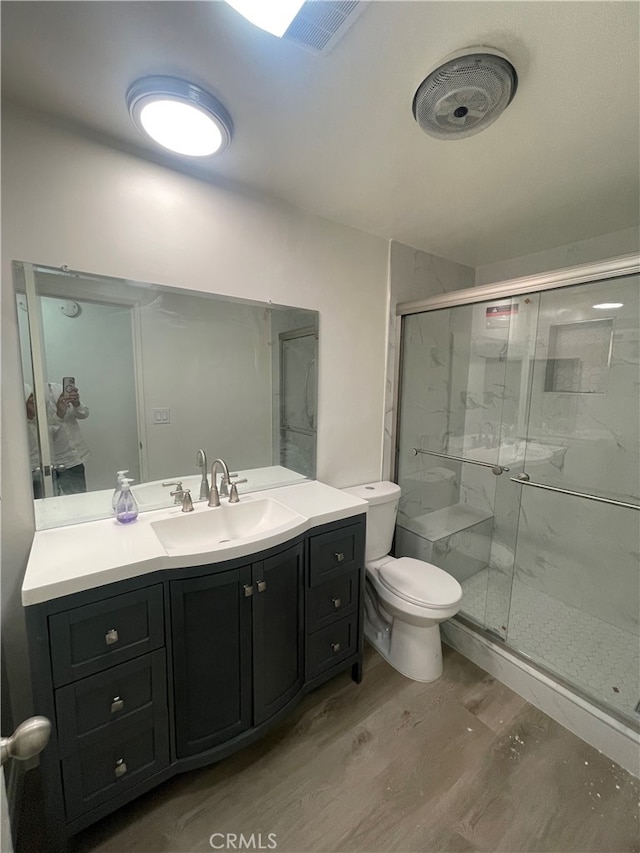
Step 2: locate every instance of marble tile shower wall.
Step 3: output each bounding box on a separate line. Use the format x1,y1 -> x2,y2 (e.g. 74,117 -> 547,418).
383,241 -> 475,481
511,281 -> 640,636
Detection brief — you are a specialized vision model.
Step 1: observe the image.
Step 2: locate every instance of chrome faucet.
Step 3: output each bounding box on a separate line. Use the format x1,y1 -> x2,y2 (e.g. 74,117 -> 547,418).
196,449 -> 209,501
208,459 -> 231,507
208,459 -> 247,506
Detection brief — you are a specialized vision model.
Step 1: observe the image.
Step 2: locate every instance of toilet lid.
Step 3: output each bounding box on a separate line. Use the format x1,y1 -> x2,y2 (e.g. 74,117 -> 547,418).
378,558 -> 462,607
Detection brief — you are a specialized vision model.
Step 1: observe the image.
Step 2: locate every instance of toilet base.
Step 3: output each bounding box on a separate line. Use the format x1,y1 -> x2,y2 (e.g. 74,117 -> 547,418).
365,617 -> 444,682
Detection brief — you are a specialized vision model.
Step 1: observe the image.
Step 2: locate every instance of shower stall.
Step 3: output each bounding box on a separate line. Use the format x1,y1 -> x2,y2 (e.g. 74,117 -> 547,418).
393,256 -> 640,737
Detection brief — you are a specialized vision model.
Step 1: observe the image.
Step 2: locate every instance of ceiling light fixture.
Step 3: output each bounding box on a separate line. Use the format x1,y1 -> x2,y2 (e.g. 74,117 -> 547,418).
593,302 -> 624,309
224,0 -> 305,37
127,76 -> 233,157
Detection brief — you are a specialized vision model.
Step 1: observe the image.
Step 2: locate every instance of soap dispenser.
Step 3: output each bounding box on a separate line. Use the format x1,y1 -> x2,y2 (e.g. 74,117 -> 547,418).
111,470 -> 130,514
115,478 -> 139,524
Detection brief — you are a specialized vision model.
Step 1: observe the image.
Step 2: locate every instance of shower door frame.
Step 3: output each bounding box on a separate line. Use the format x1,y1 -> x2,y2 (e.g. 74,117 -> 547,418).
391,251 -> 640,729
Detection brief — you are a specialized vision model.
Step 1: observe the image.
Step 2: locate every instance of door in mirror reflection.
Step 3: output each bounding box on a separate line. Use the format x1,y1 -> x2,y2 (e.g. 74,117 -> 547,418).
36,295 -> 141,492
279,327 -> 317,478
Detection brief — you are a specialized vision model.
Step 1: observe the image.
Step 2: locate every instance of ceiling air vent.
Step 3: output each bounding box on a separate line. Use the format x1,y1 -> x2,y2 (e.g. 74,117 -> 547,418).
283,1 -> 368,55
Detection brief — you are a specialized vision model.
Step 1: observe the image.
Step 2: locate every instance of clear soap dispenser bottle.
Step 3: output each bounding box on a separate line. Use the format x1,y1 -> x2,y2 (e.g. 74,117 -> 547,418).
115,478 -> 139,524
111,469 -> 129,514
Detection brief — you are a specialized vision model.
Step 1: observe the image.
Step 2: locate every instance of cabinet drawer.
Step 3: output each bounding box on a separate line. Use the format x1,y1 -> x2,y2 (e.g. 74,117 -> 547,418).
55,650 -> 167,756
61,714 -> 169,821
307,571 -> 360,632
306,615 -> 358,680
49,586 -> 164,686
308,522 -> 364,587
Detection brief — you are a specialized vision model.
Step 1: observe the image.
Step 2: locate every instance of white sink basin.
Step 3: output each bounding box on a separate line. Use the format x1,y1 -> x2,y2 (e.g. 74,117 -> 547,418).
151,498 -> 305,554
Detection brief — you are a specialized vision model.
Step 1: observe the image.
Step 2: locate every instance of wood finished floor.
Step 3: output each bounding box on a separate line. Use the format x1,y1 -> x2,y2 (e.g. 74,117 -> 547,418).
26,645 -> 640,853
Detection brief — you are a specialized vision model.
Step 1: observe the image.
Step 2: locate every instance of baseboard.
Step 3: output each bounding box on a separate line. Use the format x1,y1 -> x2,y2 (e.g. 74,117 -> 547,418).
442,619 -> 640,778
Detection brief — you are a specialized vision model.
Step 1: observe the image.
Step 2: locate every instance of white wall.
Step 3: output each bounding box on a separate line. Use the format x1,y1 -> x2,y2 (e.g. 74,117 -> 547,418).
138,290 -> 273,481
1,105 -> 389,723
475,227 -> 640,285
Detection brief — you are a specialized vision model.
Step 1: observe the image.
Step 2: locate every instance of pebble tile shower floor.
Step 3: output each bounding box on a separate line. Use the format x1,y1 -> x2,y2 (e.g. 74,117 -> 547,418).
461,568 -> 640,719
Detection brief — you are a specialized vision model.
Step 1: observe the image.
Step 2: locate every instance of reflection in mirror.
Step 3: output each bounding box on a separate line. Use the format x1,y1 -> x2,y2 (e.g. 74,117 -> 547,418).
14,262 -> 318,529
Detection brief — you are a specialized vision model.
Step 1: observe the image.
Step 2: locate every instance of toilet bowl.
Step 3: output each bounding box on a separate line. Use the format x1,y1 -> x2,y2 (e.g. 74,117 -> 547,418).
343,481 -> 462,682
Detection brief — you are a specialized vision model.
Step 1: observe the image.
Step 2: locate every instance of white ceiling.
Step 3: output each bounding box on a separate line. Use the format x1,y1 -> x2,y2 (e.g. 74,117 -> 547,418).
2,1 -> 639,267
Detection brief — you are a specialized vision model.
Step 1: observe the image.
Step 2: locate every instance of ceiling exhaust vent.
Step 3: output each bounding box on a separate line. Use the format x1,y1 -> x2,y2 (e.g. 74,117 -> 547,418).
413,47 -> 518,140
283,1 -> 368,54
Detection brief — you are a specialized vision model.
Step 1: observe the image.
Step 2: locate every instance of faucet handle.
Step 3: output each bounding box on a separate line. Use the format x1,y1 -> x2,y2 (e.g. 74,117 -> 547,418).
162,481 -> 183,505
228,478 -> 247,504
170,487 -> 193,512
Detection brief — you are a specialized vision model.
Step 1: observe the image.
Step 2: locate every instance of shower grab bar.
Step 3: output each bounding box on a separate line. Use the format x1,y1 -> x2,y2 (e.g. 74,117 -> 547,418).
412,447 -> 509,475
511,473 -> 640,510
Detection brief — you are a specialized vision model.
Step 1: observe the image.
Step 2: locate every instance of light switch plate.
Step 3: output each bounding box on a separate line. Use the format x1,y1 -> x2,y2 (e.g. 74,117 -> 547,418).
153,407 -> 171,424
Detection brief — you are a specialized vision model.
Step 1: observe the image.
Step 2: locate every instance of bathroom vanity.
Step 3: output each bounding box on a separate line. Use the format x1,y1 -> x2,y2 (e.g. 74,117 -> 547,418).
22,481 -> 366,849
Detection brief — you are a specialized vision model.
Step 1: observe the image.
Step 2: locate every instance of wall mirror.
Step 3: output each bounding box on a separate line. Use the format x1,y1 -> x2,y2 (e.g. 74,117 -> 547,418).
14,261 -> 318,530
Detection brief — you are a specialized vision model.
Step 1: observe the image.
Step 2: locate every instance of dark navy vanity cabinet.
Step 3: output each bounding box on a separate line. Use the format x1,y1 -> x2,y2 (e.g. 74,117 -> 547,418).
25,514 -> 365,850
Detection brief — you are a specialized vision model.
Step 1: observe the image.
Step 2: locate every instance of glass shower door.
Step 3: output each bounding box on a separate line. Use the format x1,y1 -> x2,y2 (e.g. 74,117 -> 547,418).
507,274 -> 640,719
396,295 -> 536,638
395,271 -> 639,723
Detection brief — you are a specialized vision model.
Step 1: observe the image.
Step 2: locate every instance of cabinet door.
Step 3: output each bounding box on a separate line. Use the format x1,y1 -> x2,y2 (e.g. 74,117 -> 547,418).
252,543 -> 304,727
171,567 -> 252,758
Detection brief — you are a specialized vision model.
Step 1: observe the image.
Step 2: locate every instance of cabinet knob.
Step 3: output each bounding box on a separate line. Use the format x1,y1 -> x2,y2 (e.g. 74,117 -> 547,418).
114,758 -> 127,778
334,552 -> 345,563
110,697 -> 124,714
330,642 -> 341,654
105,629 -> 119,646
243,584 -> 254,597
331,597 -> 342,609
257,580 -> 267,593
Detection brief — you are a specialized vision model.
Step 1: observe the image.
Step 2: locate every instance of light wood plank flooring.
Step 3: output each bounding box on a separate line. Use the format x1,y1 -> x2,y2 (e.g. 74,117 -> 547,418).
25,645 -> 640,852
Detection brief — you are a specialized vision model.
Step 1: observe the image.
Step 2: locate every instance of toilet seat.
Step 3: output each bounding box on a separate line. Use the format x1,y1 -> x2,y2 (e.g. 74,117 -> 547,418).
377,557 -> 462,609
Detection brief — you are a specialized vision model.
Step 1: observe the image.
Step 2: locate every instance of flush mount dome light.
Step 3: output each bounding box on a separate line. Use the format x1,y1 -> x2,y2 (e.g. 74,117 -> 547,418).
593,302 -> 624,309
127,76 -> 233,157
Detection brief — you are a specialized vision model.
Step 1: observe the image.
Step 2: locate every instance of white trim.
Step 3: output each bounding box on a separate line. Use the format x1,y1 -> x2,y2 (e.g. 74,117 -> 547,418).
397,253 -> 640,315
23,263 -> 55,497
442,620 -> 640,777
131,302 -> 149,482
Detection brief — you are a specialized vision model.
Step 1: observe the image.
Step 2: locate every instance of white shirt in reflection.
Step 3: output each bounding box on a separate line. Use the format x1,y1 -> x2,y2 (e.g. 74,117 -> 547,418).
26,382 -> 90,470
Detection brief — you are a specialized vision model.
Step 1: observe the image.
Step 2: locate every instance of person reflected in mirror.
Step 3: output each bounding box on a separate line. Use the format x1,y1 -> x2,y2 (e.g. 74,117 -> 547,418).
25,381 -> 90,497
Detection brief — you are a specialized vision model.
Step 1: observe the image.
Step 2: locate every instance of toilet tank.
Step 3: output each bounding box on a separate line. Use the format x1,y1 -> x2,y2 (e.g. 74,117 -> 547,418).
342,481 -> 401,562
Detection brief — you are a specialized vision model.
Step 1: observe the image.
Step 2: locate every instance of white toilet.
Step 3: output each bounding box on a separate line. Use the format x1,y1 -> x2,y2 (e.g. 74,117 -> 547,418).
343,481 -> 462,682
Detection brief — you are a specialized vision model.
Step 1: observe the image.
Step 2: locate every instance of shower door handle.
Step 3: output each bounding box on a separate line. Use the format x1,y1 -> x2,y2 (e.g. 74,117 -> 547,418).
510,474 -> 640,511
413,447 -> 509,475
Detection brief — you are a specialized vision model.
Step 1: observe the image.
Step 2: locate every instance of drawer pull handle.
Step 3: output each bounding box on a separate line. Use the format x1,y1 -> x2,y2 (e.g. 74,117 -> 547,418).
114,759 -> 127,778
243,584 -> 254,597
334,552 -> 345,563
257,580 -> 267,593
331,597 -> 342,609
105,629 -> 119,646
331,642 -> 341,654
110,697 -> 124,714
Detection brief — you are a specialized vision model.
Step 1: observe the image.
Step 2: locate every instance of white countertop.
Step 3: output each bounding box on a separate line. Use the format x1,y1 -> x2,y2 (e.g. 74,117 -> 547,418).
22,481 -> 368,606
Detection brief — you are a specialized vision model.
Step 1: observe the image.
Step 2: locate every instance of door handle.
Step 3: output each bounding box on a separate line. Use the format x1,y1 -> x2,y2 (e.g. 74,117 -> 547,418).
257,580 -> 267,593
1,717 -> 51,766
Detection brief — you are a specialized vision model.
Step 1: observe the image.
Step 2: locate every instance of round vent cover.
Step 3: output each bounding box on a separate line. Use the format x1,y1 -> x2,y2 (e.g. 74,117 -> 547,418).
413,50 -> 517,140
